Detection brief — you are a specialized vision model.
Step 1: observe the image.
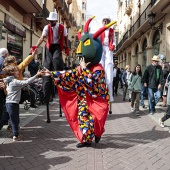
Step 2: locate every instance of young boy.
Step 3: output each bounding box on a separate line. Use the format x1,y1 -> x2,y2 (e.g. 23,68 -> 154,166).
3,65 -> 42,141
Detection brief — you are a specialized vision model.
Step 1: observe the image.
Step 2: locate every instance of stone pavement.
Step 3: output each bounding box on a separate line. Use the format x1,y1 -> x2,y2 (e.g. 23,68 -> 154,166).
0,94 -> 170,170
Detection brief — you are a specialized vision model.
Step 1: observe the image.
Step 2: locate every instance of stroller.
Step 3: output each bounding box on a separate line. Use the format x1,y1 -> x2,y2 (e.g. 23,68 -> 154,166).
20,78 -> 44,110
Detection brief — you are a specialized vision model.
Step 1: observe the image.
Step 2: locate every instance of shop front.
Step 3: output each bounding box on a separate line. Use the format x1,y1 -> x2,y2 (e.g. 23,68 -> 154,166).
4,14 -> 26,61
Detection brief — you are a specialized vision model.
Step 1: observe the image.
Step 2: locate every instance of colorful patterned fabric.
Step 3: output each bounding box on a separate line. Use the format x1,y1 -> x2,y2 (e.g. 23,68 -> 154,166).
52,66 -> 109,143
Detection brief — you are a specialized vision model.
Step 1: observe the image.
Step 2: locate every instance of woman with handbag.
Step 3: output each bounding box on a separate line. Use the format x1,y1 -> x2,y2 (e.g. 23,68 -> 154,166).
128,64 -> 142,116
121,65 -> 131,101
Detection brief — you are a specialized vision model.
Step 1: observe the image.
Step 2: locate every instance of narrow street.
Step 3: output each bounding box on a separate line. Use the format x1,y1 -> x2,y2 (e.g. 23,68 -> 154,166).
0,94 -> 170,170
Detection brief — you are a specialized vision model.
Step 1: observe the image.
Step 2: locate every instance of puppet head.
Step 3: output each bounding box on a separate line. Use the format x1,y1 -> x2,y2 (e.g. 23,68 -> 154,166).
76,16 -> 116,66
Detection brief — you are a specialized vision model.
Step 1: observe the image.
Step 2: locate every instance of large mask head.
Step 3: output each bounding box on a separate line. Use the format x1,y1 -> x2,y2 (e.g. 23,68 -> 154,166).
76,16 -> 116,66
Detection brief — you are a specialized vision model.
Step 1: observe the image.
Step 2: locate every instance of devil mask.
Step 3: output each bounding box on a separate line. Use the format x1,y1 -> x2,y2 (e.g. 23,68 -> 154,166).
76,16 -> 116,66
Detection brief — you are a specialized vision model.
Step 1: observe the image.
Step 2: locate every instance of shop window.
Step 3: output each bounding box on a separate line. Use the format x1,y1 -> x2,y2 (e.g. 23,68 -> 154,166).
7,31 -> 23,61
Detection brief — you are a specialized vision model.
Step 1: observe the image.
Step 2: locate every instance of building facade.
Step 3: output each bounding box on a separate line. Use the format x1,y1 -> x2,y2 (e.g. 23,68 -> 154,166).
116,0 -> 170,72
0,0 -> 85,69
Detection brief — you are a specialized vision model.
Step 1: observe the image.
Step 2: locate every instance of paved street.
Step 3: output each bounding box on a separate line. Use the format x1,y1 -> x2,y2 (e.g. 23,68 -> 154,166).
0,94 -> 170,170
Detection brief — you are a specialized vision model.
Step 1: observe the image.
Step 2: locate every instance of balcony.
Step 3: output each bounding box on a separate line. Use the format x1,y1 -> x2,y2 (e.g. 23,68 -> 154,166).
151,0 -> 170,14
53,0 -> 63,8
125,4 -> 133,16
14,0 -> 41,13
66,19 -> 71,28
60,9 -> 68,20
67,0 -> 72,5
63,1 -> 69,15
35,4 -> 49,29
116,3 -> 152,53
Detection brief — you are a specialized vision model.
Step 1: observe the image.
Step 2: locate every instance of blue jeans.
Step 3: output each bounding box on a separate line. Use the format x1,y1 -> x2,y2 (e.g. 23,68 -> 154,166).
148,88 -> 161,112
6,103 -> 19,137
0,89 -> 6,119
140,85 -> 147,106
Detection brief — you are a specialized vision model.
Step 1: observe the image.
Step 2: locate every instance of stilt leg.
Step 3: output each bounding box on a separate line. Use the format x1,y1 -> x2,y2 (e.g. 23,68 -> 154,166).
46,103 -> 51,123
109,102 -> 112,114
59,103 -> 62,117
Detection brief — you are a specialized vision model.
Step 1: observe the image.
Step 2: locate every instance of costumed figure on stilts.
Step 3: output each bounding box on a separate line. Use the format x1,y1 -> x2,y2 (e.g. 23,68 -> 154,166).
44,16 -> 116,148
99,15 -> 116,114
35,12 -> 69,122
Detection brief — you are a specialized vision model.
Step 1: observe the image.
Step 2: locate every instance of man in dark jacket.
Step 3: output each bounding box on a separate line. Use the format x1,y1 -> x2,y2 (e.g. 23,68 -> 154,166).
0,48 -> 9,119
28,59 -> 40,76
113,61 -> 121,96
143,55 -> 164,114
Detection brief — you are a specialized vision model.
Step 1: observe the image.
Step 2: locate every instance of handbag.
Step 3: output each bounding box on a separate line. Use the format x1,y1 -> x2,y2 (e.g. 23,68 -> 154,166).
128,75 -> 139,91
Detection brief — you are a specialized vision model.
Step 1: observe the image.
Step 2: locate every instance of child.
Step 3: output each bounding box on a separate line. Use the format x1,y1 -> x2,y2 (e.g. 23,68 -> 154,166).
159,73 -> 170,127
3,65 -> 42,141
128,64 -> 142,116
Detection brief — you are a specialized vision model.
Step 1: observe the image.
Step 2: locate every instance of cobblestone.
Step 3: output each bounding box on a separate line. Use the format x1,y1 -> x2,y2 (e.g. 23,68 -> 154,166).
0,94 -> 170,169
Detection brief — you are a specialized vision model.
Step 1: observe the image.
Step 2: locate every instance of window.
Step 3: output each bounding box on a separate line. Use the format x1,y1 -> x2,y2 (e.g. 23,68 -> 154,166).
82,2 -> 86,9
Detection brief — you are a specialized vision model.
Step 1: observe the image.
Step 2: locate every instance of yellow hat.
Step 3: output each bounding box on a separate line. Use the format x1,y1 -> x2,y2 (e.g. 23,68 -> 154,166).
151,55 -> 160,62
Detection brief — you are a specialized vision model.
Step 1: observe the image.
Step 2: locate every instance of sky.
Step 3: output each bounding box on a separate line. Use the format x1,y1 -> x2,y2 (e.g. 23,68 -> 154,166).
86,0 -> 118,33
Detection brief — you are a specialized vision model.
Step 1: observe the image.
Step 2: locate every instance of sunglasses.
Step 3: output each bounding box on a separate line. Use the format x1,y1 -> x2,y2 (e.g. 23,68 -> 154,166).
49,21 -> 55,23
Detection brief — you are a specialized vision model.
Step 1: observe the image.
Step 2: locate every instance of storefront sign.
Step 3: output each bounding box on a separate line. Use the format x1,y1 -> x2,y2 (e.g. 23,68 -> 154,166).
4,14 -> 26,38
7,31 -> 23,60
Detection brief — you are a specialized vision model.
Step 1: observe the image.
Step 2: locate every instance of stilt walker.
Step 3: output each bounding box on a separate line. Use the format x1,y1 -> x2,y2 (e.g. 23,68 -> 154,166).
99,15 -> 116,114
35,12 -> 69,122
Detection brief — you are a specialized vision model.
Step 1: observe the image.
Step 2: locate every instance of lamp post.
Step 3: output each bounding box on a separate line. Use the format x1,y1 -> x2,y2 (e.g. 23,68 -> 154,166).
148,12 -> 163,33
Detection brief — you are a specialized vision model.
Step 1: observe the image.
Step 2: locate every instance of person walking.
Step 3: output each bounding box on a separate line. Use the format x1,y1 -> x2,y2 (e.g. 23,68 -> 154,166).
99,15 -> 116,102
128,64 -> 142,116
121,65 -> 131,101
0,48 -> 9,119
113,61 -> 121,96
143,55 -> 164,114
161,62 -> 170,107
3,65 -> 43,141
159,72 -> 170,127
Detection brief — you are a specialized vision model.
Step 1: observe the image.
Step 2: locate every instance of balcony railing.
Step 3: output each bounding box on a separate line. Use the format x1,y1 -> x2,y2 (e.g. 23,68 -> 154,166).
129,3 -> 151,37
116,2 -> 151,50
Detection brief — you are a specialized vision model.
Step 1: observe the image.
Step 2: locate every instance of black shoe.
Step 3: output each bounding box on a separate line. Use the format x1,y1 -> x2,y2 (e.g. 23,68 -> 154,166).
95,136 -> 101,143
123,98 -> 125,101
129,99 -> 131,102
76,142 -> 92,148
30,105 -> 38,108
6,125 -> 12,131
115,93 -> 117,96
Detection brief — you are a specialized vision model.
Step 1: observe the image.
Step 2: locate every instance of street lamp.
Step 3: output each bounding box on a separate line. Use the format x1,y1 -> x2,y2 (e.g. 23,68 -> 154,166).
148,12 -> 163,33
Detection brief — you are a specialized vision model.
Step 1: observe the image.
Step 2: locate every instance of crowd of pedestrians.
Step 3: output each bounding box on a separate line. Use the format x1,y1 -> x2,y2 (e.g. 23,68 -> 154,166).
113,54 -> 170,126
